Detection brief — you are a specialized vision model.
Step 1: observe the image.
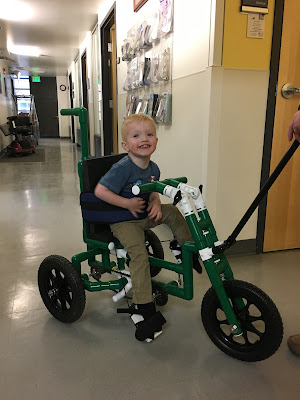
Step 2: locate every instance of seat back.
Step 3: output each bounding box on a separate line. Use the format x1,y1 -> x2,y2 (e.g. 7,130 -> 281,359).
7,116 -> 32,135
81,153 -> 126,242
81,153 -> 126,192
15,116 -> 31,127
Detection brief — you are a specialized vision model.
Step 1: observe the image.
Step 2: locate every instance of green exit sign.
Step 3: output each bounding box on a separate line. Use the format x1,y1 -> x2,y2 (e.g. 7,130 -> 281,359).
32,76 -> 40,82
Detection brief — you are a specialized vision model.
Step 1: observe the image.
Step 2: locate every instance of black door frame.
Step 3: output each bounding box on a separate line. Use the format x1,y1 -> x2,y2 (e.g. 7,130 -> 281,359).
68,73 -> 75,143
100,3 -> 116,156
256,0 -> 285,253
81,51 -> 88,110
81,50 -> 90,151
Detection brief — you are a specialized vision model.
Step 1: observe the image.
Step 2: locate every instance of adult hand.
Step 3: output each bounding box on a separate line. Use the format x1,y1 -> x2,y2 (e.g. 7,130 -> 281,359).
288,110 -> 300,142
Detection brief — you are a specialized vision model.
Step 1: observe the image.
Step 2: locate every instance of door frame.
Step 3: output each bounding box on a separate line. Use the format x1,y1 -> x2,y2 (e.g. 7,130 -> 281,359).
81,50 -> 88,110
81,50 -> 90,152
68,73 -> 75,143
256,0 -> 285,253
100,2 -> 117,156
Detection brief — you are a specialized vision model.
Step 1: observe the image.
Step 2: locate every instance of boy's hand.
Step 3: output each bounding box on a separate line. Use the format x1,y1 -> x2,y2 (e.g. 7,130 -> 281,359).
127,197 -> 146,218
147,198 -> 162,222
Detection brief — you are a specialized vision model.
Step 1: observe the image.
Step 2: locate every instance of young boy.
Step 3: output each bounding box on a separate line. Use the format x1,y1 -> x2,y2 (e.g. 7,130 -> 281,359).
94,113 -> 201,342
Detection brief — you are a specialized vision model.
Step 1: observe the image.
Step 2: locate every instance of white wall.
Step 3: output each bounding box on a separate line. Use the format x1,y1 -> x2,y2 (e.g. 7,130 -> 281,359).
0,63 -> 14,151
113,0 -> 215,190
207,68 -> 269,240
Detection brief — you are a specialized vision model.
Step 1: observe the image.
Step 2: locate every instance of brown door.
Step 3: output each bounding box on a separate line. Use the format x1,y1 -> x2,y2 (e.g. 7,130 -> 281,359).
263,0 -> 300,251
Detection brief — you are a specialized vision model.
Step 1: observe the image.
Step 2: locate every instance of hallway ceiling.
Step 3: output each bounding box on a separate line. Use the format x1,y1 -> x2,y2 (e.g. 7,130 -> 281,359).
0,0 -> 102,77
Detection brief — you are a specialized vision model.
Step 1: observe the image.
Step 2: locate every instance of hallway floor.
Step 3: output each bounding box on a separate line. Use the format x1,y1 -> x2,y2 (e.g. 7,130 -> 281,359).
0,139 -> 299,400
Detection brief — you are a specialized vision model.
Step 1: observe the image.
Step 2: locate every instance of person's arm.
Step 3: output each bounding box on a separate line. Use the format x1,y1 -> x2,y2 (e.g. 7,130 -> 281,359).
288,110 -> 300,142
147,192 -> 162,222
94,183 -> 146,219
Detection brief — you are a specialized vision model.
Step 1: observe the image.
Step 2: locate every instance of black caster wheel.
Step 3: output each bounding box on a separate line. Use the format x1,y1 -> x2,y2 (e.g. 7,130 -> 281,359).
38,255 -> 86,323
145,229 -> 164,278
152,281 -> 168,306
201,279 -> 283,362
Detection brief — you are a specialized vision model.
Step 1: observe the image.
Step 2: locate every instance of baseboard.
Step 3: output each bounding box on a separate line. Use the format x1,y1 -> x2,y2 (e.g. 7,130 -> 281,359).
226,239 -> 256,256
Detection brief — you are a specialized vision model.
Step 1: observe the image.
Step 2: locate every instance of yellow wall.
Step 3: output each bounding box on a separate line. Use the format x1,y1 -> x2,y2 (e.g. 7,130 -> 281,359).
222,0 -> 275,70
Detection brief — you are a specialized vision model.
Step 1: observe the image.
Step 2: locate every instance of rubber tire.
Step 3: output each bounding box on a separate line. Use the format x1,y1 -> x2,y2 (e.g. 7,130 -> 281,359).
38,255 -> 86,323
152,281 -> 168,306
201,279 -> 283,362
145,230 -> 164,277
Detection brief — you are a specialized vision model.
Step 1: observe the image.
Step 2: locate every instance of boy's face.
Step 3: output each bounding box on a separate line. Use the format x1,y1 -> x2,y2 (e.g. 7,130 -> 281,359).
121,120 -> 158,160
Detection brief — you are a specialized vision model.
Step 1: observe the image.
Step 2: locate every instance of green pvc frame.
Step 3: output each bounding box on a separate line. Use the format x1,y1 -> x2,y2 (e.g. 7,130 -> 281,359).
60,107 -> 243,335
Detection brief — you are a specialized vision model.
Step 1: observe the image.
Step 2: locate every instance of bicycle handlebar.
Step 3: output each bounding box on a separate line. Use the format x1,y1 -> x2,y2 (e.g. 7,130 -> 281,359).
132,177 -> 188,195
61,108 -> 82,117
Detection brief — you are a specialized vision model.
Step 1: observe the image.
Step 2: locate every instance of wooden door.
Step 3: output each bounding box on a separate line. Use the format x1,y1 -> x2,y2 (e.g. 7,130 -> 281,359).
263,0 -> 300,251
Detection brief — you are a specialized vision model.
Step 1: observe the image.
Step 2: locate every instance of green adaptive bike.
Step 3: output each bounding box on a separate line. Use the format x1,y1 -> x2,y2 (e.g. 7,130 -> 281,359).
38,107 -> 299,361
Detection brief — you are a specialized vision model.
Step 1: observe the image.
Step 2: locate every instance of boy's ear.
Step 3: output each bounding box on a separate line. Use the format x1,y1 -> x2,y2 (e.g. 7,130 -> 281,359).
121,141 -> 129,152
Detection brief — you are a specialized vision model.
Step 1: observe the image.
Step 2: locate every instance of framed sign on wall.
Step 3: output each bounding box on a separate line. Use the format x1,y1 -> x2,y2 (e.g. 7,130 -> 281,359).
134,0 -> 148,12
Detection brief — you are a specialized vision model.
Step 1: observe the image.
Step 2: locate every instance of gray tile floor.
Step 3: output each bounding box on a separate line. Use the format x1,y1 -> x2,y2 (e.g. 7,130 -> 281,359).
0,138 -> 299,400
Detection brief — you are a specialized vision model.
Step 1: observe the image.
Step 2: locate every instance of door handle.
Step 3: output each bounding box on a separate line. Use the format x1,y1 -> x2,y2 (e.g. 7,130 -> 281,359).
281,83 -> 300,99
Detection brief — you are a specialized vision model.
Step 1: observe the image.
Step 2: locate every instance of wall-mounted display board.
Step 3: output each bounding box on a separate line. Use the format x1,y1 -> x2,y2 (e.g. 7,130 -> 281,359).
122,0 -> 173,124
241,0 -> 268,14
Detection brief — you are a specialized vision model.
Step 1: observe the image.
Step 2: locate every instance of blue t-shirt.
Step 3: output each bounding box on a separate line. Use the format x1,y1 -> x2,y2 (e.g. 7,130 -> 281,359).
99,155 -> 160,221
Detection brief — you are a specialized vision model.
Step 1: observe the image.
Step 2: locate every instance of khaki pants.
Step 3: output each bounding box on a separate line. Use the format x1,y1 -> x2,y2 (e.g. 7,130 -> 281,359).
110,204 -> 193,304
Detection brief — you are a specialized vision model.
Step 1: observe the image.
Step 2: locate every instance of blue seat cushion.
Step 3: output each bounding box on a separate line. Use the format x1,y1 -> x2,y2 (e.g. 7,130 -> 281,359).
80,192 -> 147,224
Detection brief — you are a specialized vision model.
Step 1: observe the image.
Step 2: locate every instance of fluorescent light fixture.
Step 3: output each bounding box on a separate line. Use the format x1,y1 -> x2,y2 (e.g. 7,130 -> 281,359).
7,42 -> 40,57
0,1 -> 34,21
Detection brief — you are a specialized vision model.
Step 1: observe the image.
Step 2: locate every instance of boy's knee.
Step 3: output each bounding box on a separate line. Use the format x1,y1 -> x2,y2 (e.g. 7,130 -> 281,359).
161,204 -> 184,221
162,203 -> 180,215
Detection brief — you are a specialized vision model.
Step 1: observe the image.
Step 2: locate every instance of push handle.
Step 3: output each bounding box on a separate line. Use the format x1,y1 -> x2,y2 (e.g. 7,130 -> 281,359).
60,107 -> 89,160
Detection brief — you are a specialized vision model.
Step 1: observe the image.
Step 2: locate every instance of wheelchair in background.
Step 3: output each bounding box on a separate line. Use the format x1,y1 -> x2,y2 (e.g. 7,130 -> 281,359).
6,115 -> 36,155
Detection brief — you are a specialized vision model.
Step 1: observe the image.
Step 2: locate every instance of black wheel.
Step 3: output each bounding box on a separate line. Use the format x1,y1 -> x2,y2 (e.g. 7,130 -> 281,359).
152,281 -> 168,306
201,280 -> 283,362
145,230 -> 164,277
38,255 -> 86,323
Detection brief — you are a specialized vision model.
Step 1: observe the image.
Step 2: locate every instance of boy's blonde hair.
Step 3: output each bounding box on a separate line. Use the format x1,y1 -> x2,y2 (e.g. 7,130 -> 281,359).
121,113 -> 156,141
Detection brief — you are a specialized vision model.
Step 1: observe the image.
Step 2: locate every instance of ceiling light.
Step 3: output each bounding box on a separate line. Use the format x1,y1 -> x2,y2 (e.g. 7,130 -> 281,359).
7,42 -> 40,57
0,1 -> 34,21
